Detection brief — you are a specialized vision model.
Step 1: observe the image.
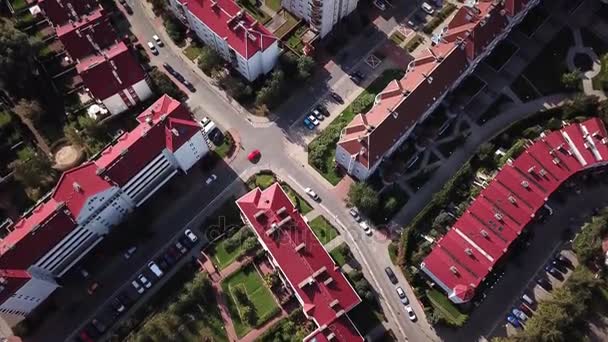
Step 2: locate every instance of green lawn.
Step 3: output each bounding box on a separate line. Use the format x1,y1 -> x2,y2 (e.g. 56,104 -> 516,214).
214,132 -> 235,159
264,0 -> 281,12
281,182 -> 313,214
221,265 -> 280,337
209,227 -> 250,269
184,43 -> 203,61
10,0 -> 27,11
308,69 -> 406,185
389,31 -> 406,46
329,243 -> 351,267
405,34 -> 424,53
426,288 -> 468,326
308,216 -> 339,245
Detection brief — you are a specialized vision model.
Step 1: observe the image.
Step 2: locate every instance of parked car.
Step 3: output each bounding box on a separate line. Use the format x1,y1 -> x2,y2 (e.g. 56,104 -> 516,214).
175,241 -> 187,254
405,306 -> 417,321
359,221 -> 372,236
550,259 -> 568,273
131,280 -> 144,294
316,104 -> 330,117
182,79 -> 196,92
546,267 -> 564,280
512,308 -> 528,321
111,298 -> 125,315
123,246 -> 137,259
385,267 -> 398,284
87,282 -> 99,295
312,109 -> 324,120
163,62 -> 176,75
198,116 -> 210,127
396,287 -> 409,305
521,293 -> 535,307
167,246 -> 181,259
303,118 -> 315,130
148,261 -> 164,278
163,251 -> 176,266
373,0 -> 387,11
147,42 -> 158,55
506,314 -> 522,328
205,174 -> 217,185
138,274 -> 152,289
421,2 -> 435,15
91,319 -> 106,333
79,330 -> 95,342
554,253 -> 573,269
349,208 -> 361,222
122,2 -> 133,14
118,292 -> 134,307
307,115 -> 320,126
519,303 -> 533,317
349,73 -> 362,84
304,187 -> 320,201
536,277 -> 552,291
185,229 -> 198,243
152,34 -> 163,47
330,92 -> 344,104
248,149 -> 261,162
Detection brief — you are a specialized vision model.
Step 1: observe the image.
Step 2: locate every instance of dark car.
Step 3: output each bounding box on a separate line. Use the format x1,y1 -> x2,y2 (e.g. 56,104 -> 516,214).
349,74 -> 362,84
156,258 -> 170,272
385,267 -> 398,284
163,63 -> 176,75
91,319 -> 106,334
174,72 -> 185,83
163,252 -> 176,266
546,267 -> 564,281
550,259 -> 568,273
554,253 -> 573,269
330,92 -> 344,104
167,246 -> 181,259
519,303 -> 533,317
122,3 -> 133,14
182,79 -> 196,92
179,236 -> 194,249
117,292 -> 134,307
316,104 -> 330,117
536,277 -> 552,291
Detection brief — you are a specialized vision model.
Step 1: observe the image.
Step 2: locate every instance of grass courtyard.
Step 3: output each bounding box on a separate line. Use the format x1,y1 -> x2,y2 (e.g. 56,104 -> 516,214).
221,265 -> 280,337
308,215 -> 339,245
209,227 -> 252,269
329,243 -> 352,267
183,42 -> 203,61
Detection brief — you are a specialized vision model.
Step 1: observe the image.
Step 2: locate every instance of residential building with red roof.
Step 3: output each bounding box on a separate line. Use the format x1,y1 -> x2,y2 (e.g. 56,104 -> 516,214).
167,0 -> 279,82
35,0 -> 153,115
0,95 -> 208,326
421,118 -> 608,304
236,184 -> 363,341
282,0 -> 358,38
336,0 -> 541,180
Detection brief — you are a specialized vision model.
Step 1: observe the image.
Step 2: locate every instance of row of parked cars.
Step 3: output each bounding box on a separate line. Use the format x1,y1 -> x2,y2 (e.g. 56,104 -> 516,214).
506,252 -> 574,329
77,230 -> 199,342
384,267 -> 417,322
163,62 -> 196,92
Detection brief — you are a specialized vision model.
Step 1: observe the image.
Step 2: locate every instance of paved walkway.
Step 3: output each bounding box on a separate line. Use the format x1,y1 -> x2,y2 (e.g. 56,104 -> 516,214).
391,93 -> 569,226
567,27 -> 606,100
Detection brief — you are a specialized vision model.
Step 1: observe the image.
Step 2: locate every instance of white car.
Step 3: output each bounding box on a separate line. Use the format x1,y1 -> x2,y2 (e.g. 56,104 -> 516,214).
405,305 -> 417,321
359,221 -> 372,236
175,241 -> 187,254
374,0 -> 386,11
131,280 -> 144,294
152,34 -> 163,47
307,115 -> 320,126
147,42 -> 158,55
123,246 -> 137,259
205,174 -> 217,185
138,274 -> 152,289
148,261 -> 164,278
396,287 -> 409,305
198,117 -> 210,128
421,2 -> 434,15
304,187 -> 320,201
349,208 -> 361,222
185,229 -> 198,243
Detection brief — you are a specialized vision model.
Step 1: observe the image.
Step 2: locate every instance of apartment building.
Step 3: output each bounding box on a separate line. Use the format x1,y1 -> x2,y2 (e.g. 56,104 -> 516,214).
282,0 -> 358,38
36,0 -> 153,114
336,0 -> 540,180
167,0 -> 279,82
421,118 -> 608,303
0,95 -> 208,325
237,184 -> 363,341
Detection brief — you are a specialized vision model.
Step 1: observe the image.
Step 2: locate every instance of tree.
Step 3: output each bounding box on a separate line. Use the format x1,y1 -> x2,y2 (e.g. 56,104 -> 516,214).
197,46 -> 222,75
598,100 -> 608,125
10,146 -> 55,199
150,68 -> 186,100
561,69 -> 581,90
476,142 -> 495,165
234,287 -> 248,304
296,56 -> 315,80
0,19 -> 40,93
13,99 -> 42,123
347,182 -> 379,215
383,196 -> 399,216
163,15 -> 186,44
255,70 -> 285,108
148,0 -> 166,15
63,123 -> 86,149
562,94 -> 599,120
242,236 -> 258,253
217,73 -> 252,101
432,211 -> 453,231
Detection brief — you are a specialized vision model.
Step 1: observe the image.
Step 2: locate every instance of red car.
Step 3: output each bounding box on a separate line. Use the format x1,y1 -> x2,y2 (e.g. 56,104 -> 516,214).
79,331 -> 94,342
248,149 -> 261,162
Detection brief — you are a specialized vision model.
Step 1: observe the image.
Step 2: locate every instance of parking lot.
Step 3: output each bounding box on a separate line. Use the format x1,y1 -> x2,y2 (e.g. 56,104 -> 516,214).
450,173 -> 608,341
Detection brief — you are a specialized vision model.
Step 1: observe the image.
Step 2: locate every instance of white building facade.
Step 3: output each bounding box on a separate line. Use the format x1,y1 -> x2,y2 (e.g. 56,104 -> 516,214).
282,0 -> 358,38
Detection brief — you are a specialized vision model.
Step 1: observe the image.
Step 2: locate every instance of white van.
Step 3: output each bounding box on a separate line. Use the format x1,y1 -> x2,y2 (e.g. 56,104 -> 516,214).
521,294 -> 535,306
148,261 -> 164,278
203,121 -> 217,136
422,2 -> 434,15
132,280 -> 144,294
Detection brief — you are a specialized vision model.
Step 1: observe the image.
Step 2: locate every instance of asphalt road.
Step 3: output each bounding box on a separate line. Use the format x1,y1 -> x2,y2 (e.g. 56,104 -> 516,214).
27,1 -> 438,341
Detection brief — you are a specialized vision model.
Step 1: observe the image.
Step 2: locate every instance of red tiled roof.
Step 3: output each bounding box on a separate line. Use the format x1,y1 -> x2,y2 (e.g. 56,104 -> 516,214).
76,41 -> 146,101
337,0 -> 529,170
37,0 -> 99,26
421,119 -> 608,303
56,8 -> 117,60
303,315 -> 363,342
96,95 -> 200,186
51,162 -> 113,217
181,0 -> 277,59
0,200 -> 76,269
236,184 -> 362,339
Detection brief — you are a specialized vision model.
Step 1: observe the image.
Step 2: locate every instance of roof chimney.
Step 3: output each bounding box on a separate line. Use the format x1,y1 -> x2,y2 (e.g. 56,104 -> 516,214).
73,182 -> 83,192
